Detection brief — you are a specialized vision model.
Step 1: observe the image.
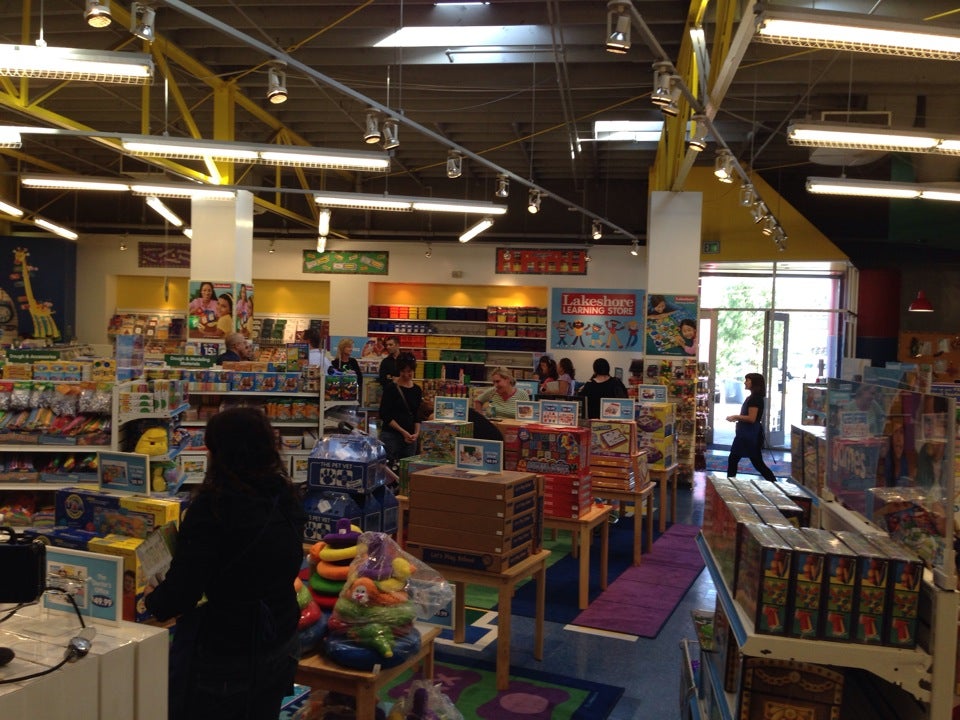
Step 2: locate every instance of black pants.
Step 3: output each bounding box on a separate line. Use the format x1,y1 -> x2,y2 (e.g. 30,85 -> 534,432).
726,435 -> 777,482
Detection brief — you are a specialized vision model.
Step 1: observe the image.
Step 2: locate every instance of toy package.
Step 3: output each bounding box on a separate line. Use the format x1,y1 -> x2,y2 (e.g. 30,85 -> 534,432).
323,532 -> 453,671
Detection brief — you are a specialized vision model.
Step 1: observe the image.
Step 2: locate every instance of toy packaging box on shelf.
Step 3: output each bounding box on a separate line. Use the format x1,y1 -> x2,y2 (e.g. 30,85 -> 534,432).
801,528 -> 857,642
54,487 -> 184,538
418,420 -> 473,463
738,658 -> 844,720
589,419 -> 637,457
512,423 -> 590,476
638,434 -> 676,471
862,533 -> 922,649
772,525 -> 825,639
635,402 -> 675,438
734,522 -> 792,636
834,531 -> 888,645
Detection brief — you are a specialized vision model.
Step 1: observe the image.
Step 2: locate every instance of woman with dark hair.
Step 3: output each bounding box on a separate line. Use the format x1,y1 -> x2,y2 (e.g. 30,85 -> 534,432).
145,407 -> 306,720
556,357 -> 576,396
535,356 -> 558,387
577,357 -> 628,419
378,352 -> 424,464
725,372 -> 777,481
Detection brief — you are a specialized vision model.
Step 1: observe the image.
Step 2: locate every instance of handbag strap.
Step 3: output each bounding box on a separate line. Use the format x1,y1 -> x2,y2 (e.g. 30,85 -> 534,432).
395,381 -> 414,416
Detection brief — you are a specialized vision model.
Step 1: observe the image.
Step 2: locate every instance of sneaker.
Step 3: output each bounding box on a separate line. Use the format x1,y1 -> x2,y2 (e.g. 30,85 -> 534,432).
608,514 -> 619,525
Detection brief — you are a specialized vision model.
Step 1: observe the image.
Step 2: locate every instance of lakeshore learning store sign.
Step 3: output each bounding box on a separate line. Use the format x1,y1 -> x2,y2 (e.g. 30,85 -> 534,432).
549,288 -> 645,351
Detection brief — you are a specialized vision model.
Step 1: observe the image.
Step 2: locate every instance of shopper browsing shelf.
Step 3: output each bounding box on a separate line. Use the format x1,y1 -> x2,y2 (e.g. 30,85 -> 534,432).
577,358 -> 628,419
378,353 -> 424,464
474,366 -> 531,419
216,332 -> 246,364
725,372 -> 777,482
304,327 -> 330,373
144,407 -> 306,720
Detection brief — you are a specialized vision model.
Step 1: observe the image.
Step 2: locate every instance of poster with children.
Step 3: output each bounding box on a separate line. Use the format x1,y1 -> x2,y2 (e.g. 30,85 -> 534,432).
645,294 -> 699,357
235,283 -> 254,336
187,280 -> 237,340
549,288 -> 645,351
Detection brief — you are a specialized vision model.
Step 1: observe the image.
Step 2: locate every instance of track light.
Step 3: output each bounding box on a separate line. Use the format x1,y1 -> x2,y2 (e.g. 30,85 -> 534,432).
459,217 -> 493,243
527,188 -> 542,214
85,0 -> 112,28
687,115 -> 708,152
773,226 -> 788,251
316,235 -> 327,253
749,201 -> 767,224
713,150 -> 735,183
591,220 -> 602,241
629,240 -> 639,256
584,247 -> 591,263
446,151 -> 463,179
739,184 -> 756,208
130,3 -> 155,42
761,216 -> 778,237
363,109 -> 382,144
660,82 -> 682,118
606,4 -> 631,54
424,242 -> 432,259
268,239 -> 276,254
495,174 -> 510,198
381,118 -> 399,150
266,65 -> 288,105
650,62 -> 675,107
318,208 -> 331,237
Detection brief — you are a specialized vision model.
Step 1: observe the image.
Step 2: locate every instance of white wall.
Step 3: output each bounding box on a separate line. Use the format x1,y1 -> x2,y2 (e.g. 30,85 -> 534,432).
77,235 -> 650,377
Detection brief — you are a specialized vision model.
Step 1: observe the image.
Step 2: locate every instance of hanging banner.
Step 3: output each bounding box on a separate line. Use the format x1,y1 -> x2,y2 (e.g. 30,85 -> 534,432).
496,249 -> 587,275
138,242 -> 191,268
549,288 -> 645,351
644,294 -> 699,357
302,250 -> 389,275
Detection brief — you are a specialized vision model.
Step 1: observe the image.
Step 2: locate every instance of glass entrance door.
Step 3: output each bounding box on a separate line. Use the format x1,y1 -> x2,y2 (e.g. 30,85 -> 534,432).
766,312 -> 789,448
708,309 -> 767,449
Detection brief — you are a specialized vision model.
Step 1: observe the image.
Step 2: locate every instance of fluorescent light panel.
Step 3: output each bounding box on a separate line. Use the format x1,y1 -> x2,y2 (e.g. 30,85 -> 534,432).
121,135 -> 390,171
22,175 -> 129,192
375,25 -> 540,48
0,127 -> 22,148
313,191 -> 506,215
0,200 -> 24,218
33,216 -> 78,240
459,217 -> 494,243
145,196 -> 185,227
755,7 -> 960,61
805,177 -> 960,201
788,122 -> 946,152
0,44 -> 153,83
590,120 -> 663,143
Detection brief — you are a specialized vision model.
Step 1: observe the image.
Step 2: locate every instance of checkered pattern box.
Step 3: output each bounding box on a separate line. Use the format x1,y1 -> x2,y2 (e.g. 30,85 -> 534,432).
418,420 -> 473,463
734,523 -> 792,636
834,531 -> 889,645
863,533 -> 922,649
514,424 -> 590,477
801,528 -> 857,643
635,402 -> 675,438
773,525 -> 826,639
589,419 -> 637,457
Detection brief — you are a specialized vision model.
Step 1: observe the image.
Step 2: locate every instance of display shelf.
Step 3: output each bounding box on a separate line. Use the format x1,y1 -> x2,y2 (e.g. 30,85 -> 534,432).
0,444 -> 109,453
368,317 -> 545,327
696,533 -> 934,705
188,391 -> 318,398
679,639 -> 707,720
700,646 -> 735,720
117,401 -> 190,424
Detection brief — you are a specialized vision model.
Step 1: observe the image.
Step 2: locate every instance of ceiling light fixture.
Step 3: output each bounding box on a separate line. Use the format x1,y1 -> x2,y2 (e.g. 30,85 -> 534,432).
749,200 -> 767,223
787,122 -> 941,152
713,149 -> 735,183
130,2 -> 156,42
0,44 -> 154,84
605,3 -> 632,54
659,80 -> 682,118
266,64 -> 288,104
381,118 -> 400,150
739,184 -> 756,208
527,188 -> 542,214
363,109 -> 382,144
0,127 -> 22,148
459,217 -> 494,243
21,175 -> 130,192
908,290 -> 934,313
182,227 -> 193,239
495,174 -> 510,198
754,6 -> 960,61
85,0 -> 113,28
129,183 -> 235,200
424,242 -> 432,259
805,177 -> 922,199
0,200 -> 23,218
33,216 -> 78,241
629,240 -> 639,256
650,62 -> 675,107
145,196 -> 184,227
313,191 -> 506,215
687,115 -> 708,152
761,215 -> 778,237
591,220 -> 603,241
318,208 -> 331,237
121,135 -> 390,171
446,150 -> 463,179
316,235 -> 327,254
772,227 -> 788,252
268,239 -> 276,254
119,238 -> 128,251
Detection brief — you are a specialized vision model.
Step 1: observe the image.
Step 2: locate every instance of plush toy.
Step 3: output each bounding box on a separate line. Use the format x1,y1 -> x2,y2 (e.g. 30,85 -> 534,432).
135,427 -> 168,456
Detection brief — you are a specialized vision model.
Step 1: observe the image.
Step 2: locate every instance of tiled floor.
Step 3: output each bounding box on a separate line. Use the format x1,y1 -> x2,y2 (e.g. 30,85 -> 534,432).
437,471 -> 713,719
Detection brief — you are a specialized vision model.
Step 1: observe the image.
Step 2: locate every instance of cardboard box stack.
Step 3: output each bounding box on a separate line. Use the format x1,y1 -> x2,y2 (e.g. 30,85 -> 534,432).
588,419 -> 650,492
635,402 -> 677,470
510,423 -> 592,519
405,465 -> 543,572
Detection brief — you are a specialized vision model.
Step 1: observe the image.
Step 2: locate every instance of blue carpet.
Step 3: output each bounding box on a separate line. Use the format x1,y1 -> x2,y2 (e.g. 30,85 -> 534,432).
508,514 -> 663,624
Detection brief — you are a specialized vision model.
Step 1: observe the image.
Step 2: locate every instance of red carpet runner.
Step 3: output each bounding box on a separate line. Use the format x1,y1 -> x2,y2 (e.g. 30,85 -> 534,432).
570,523 -> 704,637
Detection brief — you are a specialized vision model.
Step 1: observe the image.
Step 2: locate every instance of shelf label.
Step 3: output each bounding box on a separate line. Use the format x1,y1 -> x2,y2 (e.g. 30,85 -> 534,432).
636,384 -> 668,402
164,354 -> 215,368
516,401 -> 541,422
433,396 -> 468,422
600,398 -> 634,420
455,437 -> 504,474
98,451 -> 151,495
44,547 -> 123,625
540,400 -> 580,427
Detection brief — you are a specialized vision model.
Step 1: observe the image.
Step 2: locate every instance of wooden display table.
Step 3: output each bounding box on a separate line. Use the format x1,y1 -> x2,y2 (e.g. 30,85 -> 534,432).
650,463 -> 679,533
591,482 -> 655,565
438,549 -> 550,690
296,623 -> 441,720
542,504 -> 611,610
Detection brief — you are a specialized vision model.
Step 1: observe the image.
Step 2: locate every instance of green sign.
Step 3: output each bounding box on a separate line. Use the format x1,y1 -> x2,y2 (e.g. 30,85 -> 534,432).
164,354 -> 216,368
6,349 -> 61,363
702,240 -> 721,254
302,250 -> 389,275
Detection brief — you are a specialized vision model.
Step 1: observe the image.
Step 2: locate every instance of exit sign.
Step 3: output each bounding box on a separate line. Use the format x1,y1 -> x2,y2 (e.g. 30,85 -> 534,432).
702,240 -> 720,254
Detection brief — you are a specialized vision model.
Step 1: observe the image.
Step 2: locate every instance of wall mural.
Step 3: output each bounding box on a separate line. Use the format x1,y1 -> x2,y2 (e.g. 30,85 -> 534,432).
0,238 -> 76,343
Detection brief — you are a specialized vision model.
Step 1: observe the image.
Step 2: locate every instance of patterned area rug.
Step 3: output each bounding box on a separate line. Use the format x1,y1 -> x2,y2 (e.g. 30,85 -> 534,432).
705,450 -> 792,478
384,649 -> 624,720
570,524 -> 704,638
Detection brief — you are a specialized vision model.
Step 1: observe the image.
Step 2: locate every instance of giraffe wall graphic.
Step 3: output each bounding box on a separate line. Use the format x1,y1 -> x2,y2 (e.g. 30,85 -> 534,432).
11,247 -> 61,340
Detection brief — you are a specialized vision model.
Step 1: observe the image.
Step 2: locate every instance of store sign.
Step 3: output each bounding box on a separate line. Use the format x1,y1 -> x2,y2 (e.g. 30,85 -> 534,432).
549,288 -> 645,351
302,250 -> 389,275
496,248 -> 587,275
6,349 -> 60,362
165,354 -> 215,368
